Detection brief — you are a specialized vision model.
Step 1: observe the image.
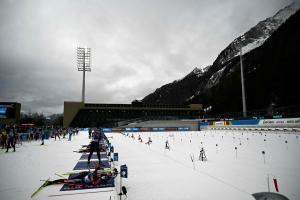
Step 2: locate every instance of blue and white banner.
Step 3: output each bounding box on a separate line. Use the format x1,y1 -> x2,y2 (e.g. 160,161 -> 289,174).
178,127 -> 190,131
259,118 -> 300,126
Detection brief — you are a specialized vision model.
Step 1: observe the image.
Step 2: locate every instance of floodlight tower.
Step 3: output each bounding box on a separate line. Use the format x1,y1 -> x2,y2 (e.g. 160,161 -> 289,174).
77,47 -> 91,103
239,35 -> 247,118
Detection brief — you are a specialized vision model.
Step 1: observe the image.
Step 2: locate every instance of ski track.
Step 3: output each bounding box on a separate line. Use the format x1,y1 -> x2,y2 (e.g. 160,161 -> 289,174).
0,130 -> 299,200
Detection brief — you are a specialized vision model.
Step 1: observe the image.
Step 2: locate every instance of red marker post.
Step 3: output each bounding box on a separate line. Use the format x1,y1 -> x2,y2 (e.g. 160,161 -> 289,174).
273,178 -> 279,192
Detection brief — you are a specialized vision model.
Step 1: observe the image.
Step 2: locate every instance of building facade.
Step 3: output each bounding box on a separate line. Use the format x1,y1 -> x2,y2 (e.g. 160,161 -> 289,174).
63,101 -> 202,128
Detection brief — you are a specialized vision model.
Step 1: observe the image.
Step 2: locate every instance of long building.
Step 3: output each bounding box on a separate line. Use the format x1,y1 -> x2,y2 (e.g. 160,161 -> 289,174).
63,101 -> 202,128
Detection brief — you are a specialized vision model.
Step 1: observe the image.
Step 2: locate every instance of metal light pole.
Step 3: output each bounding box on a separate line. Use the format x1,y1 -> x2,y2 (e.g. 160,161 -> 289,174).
239,35 -> 247,118
77,47 -> 91,103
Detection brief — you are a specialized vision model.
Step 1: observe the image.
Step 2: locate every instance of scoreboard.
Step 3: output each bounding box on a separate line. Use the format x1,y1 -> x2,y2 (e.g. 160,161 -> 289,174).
0,102 -> 21,124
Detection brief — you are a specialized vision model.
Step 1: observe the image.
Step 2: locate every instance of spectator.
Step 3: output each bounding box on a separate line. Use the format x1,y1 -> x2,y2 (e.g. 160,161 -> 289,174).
6,127 -> 16,152
1,127 -> 8,149
40,128 -> 45,145
54,128 -> 60,141
68,128 -> 73,141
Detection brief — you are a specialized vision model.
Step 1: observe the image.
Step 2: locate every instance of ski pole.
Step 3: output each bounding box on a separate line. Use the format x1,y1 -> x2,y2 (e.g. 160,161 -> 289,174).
55,173 -> 65,179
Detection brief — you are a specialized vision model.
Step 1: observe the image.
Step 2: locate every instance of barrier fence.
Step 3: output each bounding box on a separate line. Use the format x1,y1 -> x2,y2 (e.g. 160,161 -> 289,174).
199,118 -> 300,128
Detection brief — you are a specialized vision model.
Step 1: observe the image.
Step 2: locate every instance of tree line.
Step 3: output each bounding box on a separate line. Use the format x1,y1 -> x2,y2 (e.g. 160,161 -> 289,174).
20,113 -> 63,126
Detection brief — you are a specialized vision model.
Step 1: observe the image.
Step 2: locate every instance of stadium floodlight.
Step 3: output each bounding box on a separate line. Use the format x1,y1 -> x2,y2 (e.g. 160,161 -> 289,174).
239,35 -> 247,118
77,47 -> 91,103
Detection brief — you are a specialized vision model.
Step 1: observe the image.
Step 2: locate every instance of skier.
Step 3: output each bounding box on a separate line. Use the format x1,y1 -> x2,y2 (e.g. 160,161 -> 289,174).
110,145 -> 114,153
113,168 -> 119,176
32,164 -> 117,197
165,140 -> 170,150
87,129 -> 109,166
88,128 -> 92,139
46,165 -> 110,186
199,148 -> 207,161
145,137 -> 152,145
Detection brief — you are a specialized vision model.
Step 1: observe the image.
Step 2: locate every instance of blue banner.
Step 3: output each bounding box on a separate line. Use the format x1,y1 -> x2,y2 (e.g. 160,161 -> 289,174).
125,127 -> 139,131
199,121 -> 209,126
102,128 -> 112,132
178,127 -> 190,131
132,127 -> 139,131
113,153 -> 118,161
120,165 -> 128,178
231,119 -> 260,125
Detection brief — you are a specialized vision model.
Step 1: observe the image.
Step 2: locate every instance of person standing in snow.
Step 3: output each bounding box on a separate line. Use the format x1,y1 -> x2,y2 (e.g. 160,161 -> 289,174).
6,127 -> 16,152
54,128 -> 60,141
88,129 -> 109,166
1,127 -> 8,149
110,145 -> 114,153
146,137 -> 152,145
165,140 -> 170,150
68,128 -> 73,141
88,128 -> 92,139
40,128 -> 45,145
63,128 -> 67,138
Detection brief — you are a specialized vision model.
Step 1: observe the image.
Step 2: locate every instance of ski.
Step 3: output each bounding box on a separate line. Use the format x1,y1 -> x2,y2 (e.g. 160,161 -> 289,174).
62,168 -> 114,176
48,189 -> 114,197
31,178 -> 50,198
73,148 -> 107,153
54,173 -> 66,178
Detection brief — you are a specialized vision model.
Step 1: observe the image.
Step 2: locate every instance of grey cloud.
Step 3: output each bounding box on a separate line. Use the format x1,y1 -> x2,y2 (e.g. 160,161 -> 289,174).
0,0 -> 293,115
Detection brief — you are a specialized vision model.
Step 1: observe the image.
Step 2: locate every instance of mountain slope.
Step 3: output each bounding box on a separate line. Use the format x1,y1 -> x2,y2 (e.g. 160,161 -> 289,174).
214,1 -> 300,66
202,8 -> 300,114
142,3 -> 300,115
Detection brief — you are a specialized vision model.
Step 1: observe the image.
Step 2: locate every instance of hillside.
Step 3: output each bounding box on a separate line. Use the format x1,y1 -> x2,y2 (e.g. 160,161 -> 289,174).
142,5 -> 300,116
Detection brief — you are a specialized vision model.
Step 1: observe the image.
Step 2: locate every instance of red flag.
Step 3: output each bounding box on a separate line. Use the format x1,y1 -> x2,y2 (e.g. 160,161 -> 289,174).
273,178 -> 279,192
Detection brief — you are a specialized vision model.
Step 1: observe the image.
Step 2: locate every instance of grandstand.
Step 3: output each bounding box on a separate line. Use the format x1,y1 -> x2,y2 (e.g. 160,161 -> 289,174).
63,101 -> 203,128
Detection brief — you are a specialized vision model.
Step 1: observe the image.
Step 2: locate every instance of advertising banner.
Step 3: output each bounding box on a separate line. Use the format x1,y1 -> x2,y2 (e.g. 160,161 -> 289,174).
178,127 -> 190,131
231,119 -> 260,125
140,127 -> 151,131
214,121 -> 225,126
199,121 -> 209,126
259,118 -> 300,126
102,128 -> 112,132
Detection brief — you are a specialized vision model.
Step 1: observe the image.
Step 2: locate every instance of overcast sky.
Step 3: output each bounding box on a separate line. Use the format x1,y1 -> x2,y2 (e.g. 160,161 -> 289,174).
0,0 -> 295,115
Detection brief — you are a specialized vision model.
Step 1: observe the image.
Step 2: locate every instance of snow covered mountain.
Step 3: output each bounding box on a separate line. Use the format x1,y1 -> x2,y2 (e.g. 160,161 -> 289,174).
142,2 -> 300,115
214,1 -> 300,66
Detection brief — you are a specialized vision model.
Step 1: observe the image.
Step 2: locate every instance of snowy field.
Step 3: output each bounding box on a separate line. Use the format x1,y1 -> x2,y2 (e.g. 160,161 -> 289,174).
0,130 -> 300,200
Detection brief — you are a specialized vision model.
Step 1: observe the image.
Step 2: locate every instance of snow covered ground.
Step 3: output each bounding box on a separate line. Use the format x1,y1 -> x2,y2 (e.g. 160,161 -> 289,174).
0,130 -> 299,200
